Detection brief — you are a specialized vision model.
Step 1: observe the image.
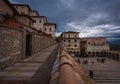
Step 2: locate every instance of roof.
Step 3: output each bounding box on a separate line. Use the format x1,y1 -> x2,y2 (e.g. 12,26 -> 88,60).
4,0 -> 18,14
15,14 -> 34,22
12,4 -> 32,11
44,23 -> 57,28
31,16 -> 47,21
63,31 -> 79,34
30,10 -> 39,16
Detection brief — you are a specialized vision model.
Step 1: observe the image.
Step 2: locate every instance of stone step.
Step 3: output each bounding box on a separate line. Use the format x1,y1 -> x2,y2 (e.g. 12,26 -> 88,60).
94,77 -> 120,80
95,79 -> 120,82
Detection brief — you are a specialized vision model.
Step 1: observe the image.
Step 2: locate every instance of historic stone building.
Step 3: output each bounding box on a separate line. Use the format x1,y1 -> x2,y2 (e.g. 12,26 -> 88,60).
0,0 -> 56,70
62,31 -> 80,56
44,23 -> 56,38
31,15 -> 47,31
81,37 -> 110,57
12,4 -> 56,38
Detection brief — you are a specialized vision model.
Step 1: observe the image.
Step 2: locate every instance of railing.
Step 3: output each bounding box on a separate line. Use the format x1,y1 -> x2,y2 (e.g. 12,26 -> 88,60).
50,45 -> 95,84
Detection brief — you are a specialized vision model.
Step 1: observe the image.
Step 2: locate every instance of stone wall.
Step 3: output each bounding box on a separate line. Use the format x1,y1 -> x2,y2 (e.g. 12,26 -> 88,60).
0,24 -> 56,70
32,34 -> 55,55
0,25 -> 22,70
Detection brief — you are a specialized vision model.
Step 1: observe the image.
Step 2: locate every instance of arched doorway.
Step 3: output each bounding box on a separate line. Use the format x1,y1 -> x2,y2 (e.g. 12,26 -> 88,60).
109,52 -> 111,58
96,52 -> 99,57
88,52 -> 91,57
113,53 -> 115,60
100,51 -> 104,57
92,52 -> 95,57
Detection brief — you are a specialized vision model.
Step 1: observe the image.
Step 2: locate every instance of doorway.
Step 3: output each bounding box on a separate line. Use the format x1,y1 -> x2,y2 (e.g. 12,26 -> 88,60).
26,34 -> 32,57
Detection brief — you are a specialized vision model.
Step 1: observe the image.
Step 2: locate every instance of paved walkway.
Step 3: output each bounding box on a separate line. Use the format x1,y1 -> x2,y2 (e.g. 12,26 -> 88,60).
75,57 -> 120,84
0,44 -> 59,84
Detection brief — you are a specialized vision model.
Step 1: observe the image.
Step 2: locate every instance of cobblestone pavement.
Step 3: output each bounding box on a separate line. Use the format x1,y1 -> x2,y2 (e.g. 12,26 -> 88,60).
75,57 -> 120,84
0,44 -> 59,84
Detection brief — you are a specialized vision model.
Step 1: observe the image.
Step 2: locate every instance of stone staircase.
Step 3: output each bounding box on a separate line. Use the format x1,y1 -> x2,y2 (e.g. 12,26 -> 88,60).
75,57 -> 120,84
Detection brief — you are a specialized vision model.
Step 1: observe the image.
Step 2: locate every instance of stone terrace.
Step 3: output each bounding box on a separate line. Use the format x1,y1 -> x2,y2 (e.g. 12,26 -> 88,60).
0,44 -> 59,84
75,57 -> 120,84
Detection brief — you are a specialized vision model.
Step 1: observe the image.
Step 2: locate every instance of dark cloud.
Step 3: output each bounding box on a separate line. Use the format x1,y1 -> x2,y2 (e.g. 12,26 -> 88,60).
10,0 -> 120,43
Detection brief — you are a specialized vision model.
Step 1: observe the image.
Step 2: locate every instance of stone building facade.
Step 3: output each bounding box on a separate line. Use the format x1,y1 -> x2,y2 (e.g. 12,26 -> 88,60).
0,0 -> 56,70
31,16 -> 47,31
81,37 -> 110,57
12,4 -> 32,15
62,31 -> 80,56
44,23 -> 56,38
12,4 -> 56,38
30,11 -> 39,16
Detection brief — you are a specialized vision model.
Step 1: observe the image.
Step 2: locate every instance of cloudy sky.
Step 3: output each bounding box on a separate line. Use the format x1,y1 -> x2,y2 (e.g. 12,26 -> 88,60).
10,0 -> 120,43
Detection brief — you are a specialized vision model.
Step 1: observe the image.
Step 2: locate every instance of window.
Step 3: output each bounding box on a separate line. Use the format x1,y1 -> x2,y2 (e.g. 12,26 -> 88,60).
68,39 -> 70,42
21,12 -> 25,14
39,20 -> 41,23
75,35 -> 76,37
68,35 -> 70,38
68,44 -> 71,47
49,28 -> 51,31
64,40 -> 66,42
74,44 -> 77,47
34,20 -> 36,23
39,28 -> 41,30
88,42 -> 90,44
64,35 -> 65,38
74,39 -> 77,42
44,28 -> 46,31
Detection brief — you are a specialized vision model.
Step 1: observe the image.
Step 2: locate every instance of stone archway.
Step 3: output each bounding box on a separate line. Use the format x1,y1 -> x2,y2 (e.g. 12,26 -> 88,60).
100,51 -> 104,57
88,52 -> 91,57
109,52 -> 112,58
92,52 -> 95,57
112,53 -> 115,60
96,52 -> 99,57
106,52 -> 109,57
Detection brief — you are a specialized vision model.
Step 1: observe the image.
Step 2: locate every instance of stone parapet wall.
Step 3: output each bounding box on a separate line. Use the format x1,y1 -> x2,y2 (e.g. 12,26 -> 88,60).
50,46 -> 95,84
0,24 -> 56,70
32,34 -> 55,55
0,25 -> 23,70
